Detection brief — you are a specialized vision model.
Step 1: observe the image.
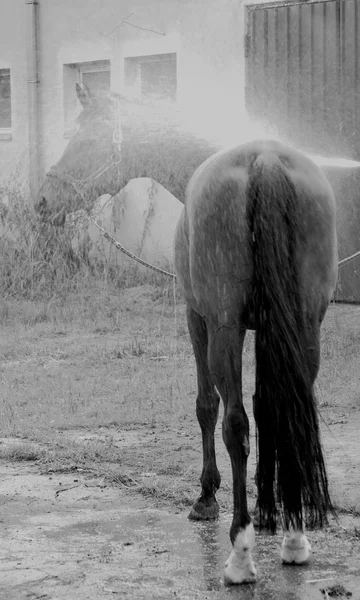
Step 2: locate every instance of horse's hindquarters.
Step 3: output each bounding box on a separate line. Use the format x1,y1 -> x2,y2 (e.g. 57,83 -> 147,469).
174,138 -> 338,586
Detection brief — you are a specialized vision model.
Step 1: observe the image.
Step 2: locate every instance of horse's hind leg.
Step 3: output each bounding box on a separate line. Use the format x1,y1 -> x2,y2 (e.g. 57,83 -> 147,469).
208,323 -> 256,584
252,395 -> 281,531
187,305 -> 221,520
280,324 -> 321,565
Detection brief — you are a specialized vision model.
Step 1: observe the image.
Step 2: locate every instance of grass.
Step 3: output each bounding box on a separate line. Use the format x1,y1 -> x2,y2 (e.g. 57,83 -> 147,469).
0,441 -> 45,462
0,284 -> 192,432
0,169 -> 178,301
1,282 -> 359,515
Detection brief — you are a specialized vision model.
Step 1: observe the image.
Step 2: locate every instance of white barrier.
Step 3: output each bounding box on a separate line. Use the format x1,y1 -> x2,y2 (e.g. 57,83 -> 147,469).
66,177 -> 183,269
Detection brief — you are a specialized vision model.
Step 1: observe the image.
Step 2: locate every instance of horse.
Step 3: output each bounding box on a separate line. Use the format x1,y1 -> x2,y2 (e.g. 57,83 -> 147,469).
174,138 -> 338,585
35,84 -> 123,225
35,84 -> 217,224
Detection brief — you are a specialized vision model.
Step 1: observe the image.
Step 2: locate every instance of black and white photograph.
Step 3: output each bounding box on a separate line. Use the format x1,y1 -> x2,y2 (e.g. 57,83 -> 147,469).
0,1 -> 359,598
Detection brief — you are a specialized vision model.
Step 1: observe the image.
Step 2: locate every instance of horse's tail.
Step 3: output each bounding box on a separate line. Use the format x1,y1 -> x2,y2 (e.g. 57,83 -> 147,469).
246,152 -> 334,532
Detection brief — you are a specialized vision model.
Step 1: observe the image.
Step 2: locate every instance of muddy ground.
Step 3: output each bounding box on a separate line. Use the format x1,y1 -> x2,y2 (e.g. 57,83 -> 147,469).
1,288 -> 359,599
1,420 -> 359,600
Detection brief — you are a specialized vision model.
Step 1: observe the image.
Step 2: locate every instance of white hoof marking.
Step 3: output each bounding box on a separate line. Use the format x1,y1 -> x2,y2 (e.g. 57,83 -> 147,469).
224,523 -> 257,584
281,530 -> 311,564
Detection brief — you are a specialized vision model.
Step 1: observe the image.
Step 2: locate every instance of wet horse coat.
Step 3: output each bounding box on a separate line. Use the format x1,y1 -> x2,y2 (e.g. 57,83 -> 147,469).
174,139 -> 338,584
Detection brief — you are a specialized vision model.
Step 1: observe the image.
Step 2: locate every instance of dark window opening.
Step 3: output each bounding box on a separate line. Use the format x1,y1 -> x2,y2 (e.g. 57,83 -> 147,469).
124,53 -> 177,103
0,69 -> 11,128
81,68 -> 110,96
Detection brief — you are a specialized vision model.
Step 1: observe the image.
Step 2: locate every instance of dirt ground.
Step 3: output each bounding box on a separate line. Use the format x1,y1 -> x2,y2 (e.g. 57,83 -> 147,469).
0,287 -> 359,599
1,419 -> 359,600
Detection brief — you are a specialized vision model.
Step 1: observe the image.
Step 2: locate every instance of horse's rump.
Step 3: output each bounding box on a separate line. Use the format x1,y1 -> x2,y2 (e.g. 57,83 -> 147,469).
177,140 -> 337,316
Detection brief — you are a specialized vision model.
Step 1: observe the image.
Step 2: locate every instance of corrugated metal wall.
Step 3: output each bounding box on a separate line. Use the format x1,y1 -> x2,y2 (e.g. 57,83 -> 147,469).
245,0 -> 360,302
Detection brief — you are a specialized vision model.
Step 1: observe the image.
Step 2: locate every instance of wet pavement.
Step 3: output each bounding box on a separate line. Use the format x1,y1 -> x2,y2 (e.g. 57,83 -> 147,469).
1,461 -> 359,600
103,508 -> 359,600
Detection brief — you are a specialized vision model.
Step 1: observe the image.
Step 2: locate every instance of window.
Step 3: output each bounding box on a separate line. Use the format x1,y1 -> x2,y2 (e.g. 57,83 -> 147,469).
63,60 -> 110,136
81,69 -> 110,95
124,53 -> 177,104
0,69 -> 12,140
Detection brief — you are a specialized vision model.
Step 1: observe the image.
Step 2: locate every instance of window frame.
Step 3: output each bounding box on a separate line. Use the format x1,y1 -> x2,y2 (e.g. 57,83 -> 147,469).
0,68 -> 12,141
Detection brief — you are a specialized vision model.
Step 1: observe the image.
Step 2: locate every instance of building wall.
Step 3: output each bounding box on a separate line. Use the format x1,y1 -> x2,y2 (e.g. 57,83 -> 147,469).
0,0 -> 251,198
0,5 -> 30,191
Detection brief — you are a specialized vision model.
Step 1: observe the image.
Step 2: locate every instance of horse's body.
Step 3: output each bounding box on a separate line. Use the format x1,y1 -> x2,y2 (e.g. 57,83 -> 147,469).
174,139 -> 338,584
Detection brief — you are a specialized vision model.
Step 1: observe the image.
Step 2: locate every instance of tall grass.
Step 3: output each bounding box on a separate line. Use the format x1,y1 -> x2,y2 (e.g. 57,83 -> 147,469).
0,178 -> 175,301
0,110 -> 217,299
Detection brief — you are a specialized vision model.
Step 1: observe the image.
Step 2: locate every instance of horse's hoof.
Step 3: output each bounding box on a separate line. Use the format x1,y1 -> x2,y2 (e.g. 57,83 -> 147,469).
188,498 -> 219,520
281,532 -> 311,565
224,553 -> 257,585
223,561 -> 257,585
223,523 -> 257,584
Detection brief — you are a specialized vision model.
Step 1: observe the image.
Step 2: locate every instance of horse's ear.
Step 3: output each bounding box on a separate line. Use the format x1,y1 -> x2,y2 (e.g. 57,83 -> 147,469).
76,83 -> 91,107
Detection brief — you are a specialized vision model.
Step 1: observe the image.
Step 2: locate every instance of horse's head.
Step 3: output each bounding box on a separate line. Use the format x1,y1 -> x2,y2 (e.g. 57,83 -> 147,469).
35,84 -> 122,225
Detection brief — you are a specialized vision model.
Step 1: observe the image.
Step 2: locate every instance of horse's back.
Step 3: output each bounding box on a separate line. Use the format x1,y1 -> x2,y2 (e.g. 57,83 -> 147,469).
174,139 -> 337,325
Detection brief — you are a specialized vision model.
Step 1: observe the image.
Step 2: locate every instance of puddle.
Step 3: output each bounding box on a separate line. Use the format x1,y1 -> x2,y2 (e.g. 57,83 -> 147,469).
105,511 -> 359,599
63,504 -> 359,599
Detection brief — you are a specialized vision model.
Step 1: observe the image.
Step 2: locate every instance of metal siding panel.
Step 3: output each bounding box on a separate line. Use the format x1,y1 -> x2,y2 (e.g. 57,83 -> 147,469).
245,0 -> 360,301
311,3 -> 326,149
262,6 -> 292,139
298,4 -> 312,149
310,4 -> 315,128
323,2 -> 341,154
286,7 -> 291,118
287,5 -> 300,131
323,1 -> 327,135
355,0 -> 359,152
276,7 -> 289,131
295,4 -> 302,135
251,8 -> 266,121
244,10 -> 254,114
342,0 -> 357,155
265,9 -> 277,129
263,9 -> 270,124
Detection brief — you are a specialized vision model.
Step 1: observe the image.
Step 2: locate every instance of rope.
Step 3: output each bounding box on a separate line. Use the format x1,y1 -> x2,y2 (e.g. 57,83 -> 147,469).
88,216 -> 176,279
89,210 -> 360,282
338,249 -> 360,268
